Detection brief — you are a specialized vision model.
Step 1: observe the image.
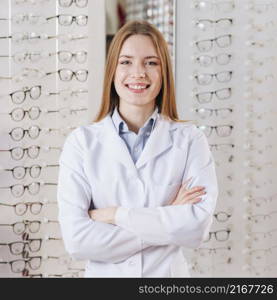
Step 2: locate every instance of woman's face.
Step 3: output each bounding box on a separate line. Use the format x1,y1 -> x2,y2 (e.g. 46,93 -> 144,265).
114,34 -> 162,109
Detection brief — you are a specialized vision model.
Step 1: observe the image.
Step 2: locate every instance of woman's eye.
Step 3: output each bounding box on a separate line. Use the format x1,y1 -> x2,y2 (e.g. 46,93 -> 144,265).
120,60 -> 130,65
119,60 -> 158,66
147,61 -> 158,66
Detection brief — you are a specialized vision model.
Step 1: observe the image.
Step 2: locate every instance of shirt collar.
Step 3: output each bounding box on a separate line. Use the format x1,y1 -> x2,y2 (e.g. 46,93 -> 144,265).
111,106 -> 159,134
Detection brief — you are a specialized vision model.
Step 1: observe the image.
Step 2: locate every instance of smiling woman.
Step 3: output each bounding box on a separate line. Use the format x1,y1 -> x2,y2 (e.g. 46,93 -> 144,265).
113,34 -> 162,132
57,20 -> 218,278
95,20 -> 178,125
115,35 -> 161,105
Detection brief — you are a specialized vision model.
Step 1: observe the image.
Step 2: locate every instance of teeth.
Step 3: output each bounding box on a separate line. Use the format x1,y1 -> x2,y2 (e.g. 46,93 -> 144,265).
128,85 -> 147,90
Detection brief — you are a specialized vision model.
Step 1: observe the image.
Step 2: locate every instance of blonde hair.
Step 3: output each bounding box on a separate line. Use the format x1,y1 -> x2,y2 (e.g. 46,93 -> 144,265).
94,20 -> 184,122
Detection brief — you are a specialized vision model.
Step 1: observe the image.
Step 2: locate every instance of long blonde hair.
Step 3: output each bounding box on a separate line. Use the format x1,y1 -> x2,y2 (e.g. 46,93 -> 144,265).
94,20 -> 183,122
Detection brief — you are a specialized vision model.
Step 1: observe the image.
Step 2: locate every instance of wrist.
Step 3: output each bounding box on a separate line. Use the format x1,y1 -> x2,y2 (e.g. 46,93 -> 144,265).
108,207 -> 118,224
89,207 -> 118,224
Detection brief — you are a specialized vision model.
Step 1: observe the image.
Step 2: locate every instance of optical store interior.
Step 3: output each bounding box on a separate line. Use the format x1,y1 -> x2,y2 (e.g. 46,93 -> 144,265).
0,0 -> 276,278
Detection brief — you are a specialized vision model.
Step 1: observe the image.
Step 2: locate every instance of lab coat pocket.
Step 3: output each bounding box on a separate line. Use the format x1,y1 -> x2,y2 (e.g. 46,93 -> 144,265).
84,261 -> 127,278
170,249 -> 191,278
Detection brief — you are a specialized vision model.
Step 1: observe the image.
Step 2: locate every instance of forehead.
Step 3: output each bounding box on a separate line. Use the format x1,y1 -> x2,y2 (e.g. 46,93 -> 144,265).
119,34 -> 158,57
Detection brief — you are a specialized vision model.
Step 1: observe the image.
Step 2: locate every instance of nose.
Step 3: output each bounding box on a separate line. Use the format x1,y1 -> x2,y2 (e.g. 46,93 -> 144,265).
130,62 -> 146,78
130,72 -> 146,78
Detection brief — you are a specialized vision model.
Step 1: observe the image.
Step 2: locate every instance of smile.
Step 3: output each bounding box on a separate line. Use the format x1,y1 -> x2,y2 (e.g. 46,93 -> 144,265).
125,84 -> 150,93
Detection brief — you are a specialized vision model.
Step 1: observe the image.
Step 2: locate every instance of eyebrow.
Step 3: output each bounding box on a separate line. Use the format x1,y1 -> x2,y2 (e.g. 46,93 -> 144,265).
119,55 -> 160,60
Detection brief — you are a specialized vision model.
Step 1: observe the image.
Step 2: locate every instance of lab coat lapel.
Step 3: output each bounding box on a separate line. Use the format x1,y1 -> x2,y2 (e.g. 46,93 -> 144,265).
99,115 -> 137,173
135,115 -> 173,169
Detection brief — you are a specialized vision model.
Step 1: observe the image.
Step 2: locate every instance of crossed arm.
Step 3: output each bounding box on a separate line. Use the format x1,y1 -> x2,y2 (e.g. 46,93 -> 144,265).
57,127 -> 218,264
89,179 -> 206,225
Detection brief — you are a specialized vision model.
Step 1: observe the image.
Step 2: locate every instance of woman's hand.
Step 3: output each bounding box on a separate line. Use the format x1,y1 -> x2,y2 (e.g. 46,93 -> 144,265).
169,177 -> 206,206
88,207 -> 118,224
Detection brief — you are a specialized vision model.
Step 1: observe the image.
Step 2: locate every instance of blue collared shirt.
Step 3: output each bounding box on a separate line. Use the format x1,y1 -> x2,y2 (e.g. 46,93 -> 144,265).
111,106 -> 158,163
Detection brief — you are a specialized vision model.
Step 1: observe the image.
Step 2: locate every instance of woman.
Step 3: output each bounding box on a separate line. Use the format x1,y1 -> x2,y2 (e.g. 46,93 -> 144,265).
57,20 -> 218,277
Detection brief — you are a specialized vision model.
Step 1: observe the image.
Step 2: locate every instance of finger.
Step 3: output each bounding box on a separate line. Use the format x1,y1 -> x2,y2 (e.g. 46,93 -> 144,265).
188,197 -> 202,204
183,187 -> 206,196
183,197 -> 202,205
173,197 -> 202,206
171,188 -> 205,206
180,177 -> 193,190
183,191 -> 206,202
172,190 -> 205,205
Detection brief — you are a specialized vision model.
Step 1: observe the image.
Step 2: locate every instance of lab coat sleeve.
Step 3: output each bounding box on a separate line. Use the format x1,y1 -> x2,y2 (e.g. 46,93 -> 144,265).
57,127 -> 149,263
115,125 -> 218,247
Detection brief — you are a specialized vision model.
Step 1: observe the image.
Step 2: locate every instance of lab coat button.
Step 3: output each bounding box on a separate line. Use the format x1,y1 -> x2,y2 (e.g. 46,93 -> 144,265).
128,260 -> 135,266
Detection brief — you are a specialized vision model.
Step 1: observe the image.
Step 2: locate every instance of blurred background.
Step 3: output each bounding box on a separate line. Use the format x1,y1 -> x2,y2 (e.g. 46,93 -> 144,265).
0,0 -> 276,278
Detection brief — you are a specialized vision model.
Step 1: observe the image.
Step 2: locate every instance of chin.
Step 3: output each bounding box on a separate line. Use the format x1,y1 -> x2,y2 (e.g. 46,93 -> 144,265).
124,98 -> 155,107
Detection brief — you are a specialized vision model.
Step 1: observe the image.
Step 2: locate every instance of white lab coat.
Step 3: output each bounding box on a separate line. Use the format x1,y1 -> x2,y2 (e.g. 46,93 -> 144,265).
57,113 -> 218,277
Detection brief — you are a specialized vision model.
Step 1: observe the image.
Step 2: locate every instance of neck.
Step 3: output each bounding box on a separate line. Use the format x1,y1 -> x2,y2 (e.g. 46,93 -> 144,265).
118,102 -> 156,134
